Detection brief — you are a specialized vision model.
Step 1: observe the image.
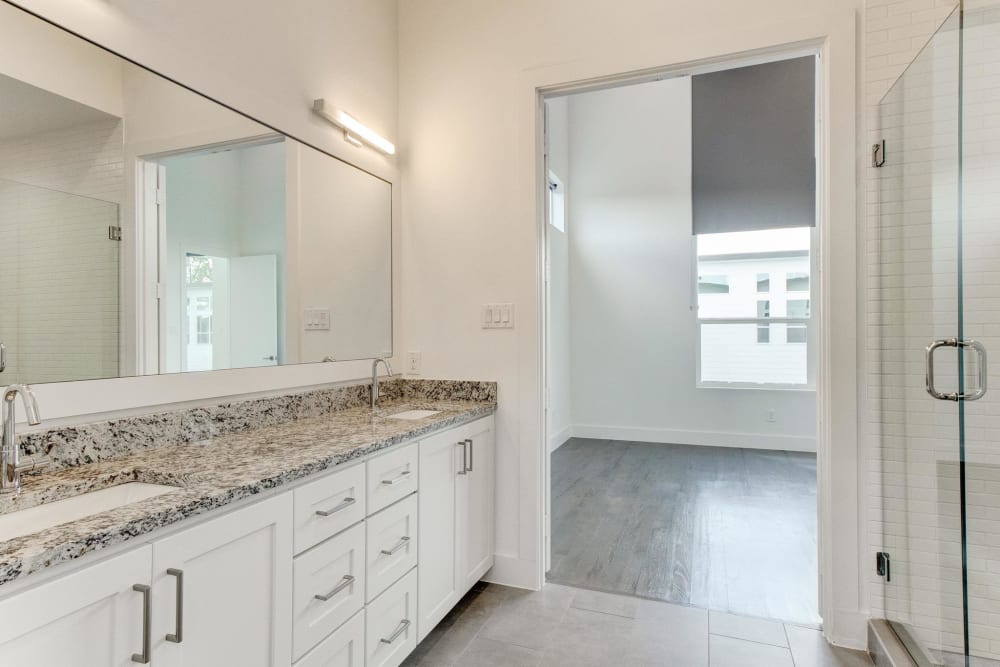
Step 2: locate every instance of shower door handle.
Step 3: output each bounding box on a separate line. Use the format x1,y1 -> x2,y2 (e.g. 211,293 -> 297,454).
925,338 -> 987,401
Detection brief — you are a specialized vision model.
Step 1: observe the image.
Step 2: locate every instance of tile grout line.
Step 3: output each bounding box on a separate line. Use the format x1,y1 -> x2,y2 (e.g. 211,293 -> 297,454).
784,622 -> 798,667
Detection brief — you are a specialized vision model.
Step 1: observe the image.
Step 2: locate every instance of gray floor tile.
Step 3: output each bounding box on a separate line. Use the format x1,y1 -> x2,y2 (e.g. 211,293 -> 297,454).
785,624 -> 874,667
710,610 -> 789,647
457,637 -> 543,667
570,587 -> 640,618
709,634 -> 795,667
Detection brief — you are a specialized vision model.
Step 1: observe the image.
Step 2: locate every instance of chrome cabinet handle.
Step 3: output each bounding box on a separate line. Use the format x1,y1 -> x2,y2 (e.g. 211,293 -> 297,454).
380,535 -> 411,556
379,619 -> 411,644
0,342 -> 6,373
131,584 -> 151,664
381,470 -> 411,486
314,574 -> 355,601
315,497 -> 356,516
926,338 -> 988,401
457,441 -> 468,476
464,439 -> 474,472
166,568 -> 184,643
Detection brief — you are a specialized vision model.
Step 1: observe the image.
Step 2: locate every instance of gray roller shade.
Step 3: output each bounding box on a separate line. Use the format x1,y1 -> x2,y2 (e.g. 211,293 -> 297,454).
692,56 -> 816,235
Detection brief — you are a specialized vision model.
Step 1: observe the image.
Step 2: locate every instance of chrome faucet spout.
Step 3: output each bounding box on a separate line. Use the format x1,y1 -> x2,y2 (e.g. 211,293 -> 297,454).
371,358 -> 393,410
1,384 -> 47,495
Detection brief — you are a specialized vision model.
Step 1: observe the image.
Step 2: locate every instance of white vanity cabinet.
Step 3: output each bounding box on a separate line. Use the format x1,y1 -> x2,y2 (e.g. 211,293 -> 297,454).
150,493 -> 293,667
0,547 -> 152,666
417,417 -> 495,640
0,414 -> 495,667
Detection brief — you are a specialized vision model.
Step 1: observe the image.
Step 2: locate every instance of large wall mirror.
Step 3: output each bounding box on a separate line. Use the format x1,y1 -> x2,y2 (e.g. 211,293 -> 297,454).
0,2 -> 393,385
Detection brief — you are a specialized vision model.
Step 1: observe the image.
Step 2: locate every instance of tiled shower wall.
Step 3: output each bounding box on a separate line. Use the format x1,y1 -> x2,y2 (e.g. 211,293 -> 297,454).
0,119 -> 124,383
865,0 -> 1000,661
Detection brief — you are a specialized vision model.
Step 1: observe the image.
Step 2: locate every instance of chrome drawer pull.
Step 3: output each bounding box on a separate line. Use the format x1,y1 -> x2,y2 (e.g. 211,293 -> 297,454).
457,441 -> 468,475
166,568 -> 184,643
379,619 -> 411,644
380,535 -> 411,556
381,470 -> 411,486
130,584 -> 151,664
464,438 -> 474,472
315,497 -> 356,517
314,575 -> 355,602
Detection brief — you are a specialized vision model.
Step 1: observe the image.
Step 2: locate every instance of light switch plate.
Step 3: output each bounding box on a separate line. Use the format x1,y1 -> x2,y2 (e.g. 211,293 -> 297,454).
304,307 -> 331,331
482,303 -> 514,329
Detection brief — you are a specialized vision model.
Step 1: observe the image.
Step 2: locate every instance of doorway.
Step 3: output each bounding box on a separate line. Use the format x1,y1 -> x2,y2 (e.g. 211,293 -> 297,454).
542,52 -> 822,627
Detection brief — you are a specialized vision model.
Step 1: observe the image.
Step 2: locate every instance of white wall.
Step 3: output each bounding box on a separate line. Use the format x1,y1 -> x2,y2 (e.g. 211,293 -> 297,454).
399,0 -> 861,647
545,96 -> 572,451
557,78 -> 816,452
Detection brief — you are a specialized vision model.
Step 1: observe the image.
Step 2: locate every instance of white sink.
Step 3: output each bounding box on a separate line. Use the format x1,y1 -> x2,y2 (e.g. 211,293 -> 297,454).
386,409 -> 441,421
0,482 -> 181,542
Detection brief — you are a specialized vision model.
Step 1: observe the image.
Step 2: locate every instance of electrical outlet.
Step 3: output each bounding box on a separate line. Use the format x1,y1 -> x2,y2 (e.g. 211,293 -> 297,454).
407,351 -> 422,375
766,409 -> 776,423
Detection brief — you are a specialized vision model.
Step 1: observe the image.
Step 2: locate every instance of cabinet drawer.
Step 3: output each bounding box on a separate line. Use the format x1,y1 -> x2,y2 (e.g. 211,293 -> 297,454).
294,609 -> 364,667
294,463 -> 366,554
293,522 -> 366,661
365,568 -> 418,667
366,443 -> 418,515
365,493 -> 418,602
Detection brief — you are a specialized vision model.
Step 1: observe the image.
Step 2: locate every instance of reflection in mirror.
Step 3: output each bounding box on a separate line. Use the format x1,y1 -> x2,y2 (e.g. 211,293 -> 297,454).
0,1 -> 392,385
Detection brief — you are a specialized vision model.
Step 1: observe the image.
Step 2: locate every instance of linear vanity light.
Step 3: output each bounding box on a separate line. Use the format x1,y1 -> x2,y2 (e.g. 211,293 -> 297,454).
312,99 -> 396,155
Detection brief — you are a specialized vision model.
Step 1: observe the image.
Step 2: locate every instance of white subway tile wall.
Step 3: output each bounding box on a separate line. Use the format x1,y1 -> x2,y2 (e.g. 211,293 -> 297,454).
0,119 -> 124,383
866,0 -> 1000,661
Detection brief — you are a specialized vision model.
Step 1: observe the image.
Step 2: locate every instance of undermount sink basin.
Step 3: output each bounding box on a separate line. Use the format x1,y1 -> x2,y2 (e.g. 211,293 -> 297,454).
386,409 -> 441,421
0,482 -> 181,542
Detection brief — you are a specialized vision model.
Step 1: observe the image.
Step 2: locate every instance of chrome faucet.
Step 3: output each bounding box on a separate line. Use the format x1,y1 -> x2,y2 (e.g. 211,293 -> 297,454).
371,358 -> 393,410
1,384 -> 48,495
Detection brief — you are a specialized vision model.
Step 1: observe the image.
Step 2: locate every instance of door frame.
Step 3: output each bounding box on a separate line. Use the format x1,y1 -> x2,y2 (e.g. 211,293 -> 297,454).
528,12 -> 862,648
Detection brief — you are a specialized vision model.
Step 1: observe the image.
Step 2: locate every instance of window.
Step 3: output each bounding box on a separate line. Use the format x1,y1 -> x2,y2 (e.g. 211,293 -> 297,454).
696,227 -> 812,386
698,275 -> 729,294
195,315 -> 212,344
547,171 -> 566,232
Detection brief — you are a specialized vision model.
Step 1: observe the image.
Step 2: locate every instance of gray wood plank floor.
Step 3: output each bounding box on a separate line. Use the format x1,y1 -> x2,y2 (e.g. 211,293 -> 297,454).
548,438 -> 820,625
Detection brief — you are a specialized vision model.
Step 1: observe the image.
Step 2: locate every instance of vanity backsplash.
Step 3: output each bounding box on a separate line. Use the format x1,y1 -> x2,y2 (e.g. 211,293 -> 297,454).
18,378 -> 497,472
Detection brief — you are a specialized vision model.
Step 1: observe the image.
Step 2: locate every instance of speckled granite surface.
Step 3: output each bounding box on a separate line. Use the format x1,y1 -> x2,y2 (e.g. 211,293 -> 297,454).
0,379 -> 495,588
18,378 -> 496,472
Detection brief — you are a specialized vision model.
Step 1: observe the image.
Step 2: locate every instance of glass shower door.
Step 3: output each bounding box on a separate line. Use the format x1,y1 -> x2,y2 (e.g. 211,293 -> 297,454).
876,5 -> 968,665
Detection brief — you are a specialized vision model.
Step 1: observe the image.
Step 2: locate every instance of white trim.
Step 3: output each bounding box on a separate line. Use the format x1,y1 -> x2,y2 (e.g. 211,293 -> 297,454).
529,8 -> 859,649
481,554 -> 538,591
548,426 -> 573,452
571,424 -> 816,453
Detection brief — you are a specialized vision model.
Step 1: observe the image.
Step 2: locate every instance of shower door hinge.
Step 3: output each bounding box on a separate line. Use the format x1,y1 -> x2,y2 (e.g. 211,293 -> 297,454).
872,140 -> 886,168
876,551 -> 891,582
108,226 -> 122,241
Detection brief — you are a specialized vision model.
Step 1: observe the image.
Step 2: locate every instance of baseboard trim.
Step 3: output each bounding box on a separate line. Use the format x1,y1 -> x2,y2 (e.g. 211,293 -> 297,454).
482,554 -> 539,590
570,424 -> 816,452
548,426 -> 573,452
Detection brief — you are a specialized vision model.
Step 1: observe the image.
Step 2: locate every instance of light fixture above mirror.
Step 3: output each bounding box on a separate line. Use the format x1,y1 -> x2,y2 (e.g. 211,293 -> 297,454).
312,99 -> 396,155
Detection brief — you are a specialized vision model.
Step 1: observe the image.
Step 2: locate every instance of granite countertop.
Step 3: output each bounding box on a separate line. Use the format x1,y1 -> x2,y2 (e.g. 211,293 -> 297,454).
0,397 -> 495,588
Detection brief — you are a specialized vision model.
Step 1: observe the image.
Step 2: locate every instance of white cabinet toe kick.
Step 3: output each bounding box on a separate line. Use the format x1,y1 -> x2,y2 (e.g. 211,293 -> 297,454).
0,415 -> 496,667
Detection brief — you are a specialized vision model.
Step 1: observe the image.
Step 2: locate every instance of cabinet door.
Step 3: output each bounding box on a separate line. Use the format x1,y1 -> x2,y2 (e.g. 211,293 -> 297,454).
458,420 -> 495,591
0,546 -> 152,667
152,493 -> 293,667
416,428 -> 464,641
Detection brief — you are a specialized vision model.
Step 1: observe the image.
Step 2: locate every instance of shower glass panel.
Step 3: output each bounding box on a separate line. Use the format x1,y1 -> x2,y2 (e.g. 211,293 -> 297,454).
879,2 -> 1000,664
959,2 -> 1000,664
876,6 -> 965,666
0,179 -> 120,384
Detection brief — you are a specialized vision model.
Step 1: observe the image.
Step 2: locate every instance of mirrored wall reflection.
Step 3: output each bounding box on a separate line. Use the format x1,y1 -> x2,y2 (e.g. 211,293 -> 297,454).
0,1 -> 392,385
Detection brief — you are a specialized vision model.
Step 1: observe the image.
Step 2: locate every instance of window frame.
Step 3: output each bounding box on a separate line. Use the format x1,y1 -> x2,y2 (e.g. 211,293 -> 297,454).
692,227 -> 818,391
